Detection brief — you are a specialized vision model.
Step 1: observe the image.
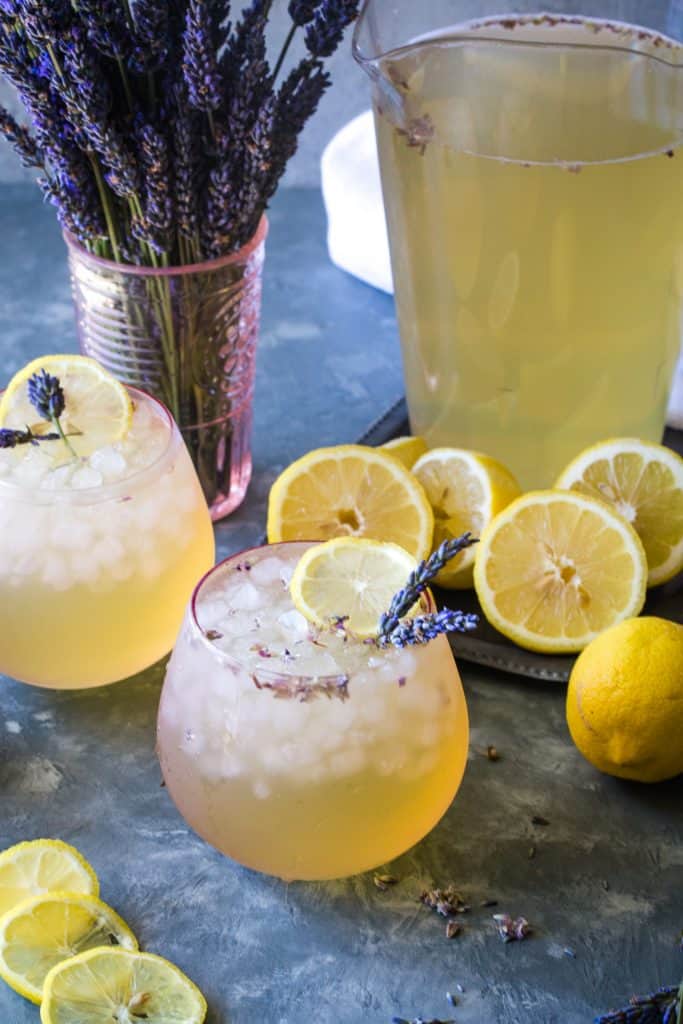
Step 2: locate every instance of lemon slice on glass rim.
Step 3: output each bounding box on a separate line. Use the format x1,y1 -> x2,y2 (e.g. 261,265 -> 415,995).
0,839 -> 99,919
0,355 -> 133,457
0,891 -> 137,1003
290,536 -> 421,638
40,947 -> 207,1024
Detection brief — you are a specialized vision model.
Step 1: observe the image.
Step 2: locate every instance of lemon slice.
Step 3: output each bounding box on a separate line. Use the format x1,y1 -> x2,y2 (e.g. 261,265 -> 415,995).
0,892 -> 137,1003
290,537 -> 419,637
556,438 -> 683,587
267,444 -> 434,561
412,448 -> 521,589
41,947 -> 207,1024
381,435 -> 428,469
0,355 -> 133,457
0,840 -> 98,918
473,490 -> 648,653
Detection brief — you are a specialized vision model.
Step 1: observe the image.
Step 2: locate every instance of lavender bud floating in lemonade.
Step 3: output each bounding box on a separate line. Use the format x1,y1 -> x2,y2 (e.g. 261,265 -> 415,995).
157,536 -> 477,881
354,5 -> 683,488
0,356 -> 214,688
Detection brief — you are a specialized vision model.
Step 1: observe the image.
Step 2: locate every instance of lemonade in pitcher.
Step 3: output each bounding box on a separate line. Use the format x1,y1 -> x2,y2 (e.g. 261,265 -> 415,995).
356,8 -> 683,487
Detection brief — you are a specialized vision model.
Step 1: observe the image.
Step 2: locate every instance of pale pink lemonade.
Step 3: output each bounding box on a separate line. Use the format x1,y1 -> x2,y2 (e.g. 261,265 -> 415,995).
157,541 -> 469,880
0,388 -> 215,688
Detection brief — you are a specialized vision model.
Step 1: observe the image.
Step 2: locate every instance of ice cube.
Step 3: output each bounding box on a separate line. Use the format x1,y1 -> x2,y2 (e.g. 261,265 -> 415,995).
279,564 -> 294,587
51,518 -> 87,550
11,449 -> 53,486
328,748 -> 366,778
94,536 -> 126,568
89,446 -> 127,479
228,580 -> 261,611
42,554 -> 72,591
276,609 -> 309,641
249,557 -> 286,586
71,465 -> 103,490
41,463 -> 75,491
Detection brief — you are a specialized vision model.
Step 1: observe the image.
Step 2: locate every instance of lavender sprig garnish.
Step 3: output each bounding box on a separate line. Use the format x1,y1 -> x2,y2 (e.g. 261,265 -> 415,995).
27,368 -> 76,456
377,534 -> 479,647
0,105 -> 42,166
0,426 -> 59,448
595,985 -> 680,1024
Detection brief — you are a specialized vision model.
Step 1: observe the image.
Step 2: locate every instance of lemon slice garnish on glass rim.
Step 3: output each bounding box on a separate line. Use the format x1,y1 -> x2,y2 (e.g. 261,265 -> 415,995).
290,536 -> 420,638
0,355 -> 133,457
0,839 -> 99,919
40,947 -> 207,1024
267,443 -> 434,561
555,437 -> 683,587
473,489 -> 648,654
0,891 -> 137,1003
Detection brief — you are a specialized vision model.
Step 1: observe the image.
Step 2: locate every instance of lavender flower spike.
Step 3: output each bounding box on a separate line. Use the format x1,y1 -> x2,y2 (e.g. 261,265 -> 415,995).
304,0 -> 360,58
377,534 -> 478,640
182,0 -> 223,111
27,369 -> 65,421
383,609 -> 479,648
288,0 -> 318,25
0,106 -> 42,167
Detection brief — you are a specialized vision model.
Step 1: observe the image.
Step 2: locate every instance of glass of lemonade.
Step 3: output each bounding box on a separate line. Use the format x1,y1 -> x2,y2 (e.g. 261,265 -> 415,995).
157,541 -> 468,880
354,1 -> 683,488
0,380 -> 215,689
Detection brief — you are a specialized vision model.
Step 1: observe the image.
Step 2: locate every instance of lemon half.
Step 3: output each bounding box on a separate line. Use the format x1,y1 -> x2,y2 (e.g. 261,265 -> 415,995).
413,448 -> 521,589
267,444 -> 434,561
556,437 -> 683,587
473,490 -> 648,653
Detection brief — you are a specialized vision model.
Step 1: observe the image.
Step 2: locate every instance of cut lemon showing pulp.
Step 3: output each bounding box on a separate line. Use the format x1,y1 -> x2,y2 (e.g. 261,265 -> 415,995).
0,840 -> 98,918
473,490 -> 648,653
556,438 -> 683,587
290,537 -> 419,637
267,444 -> 434,561
41,948 -> 207,1024
0,892 -> 137,1003
0,355 -> 133,457
381,435 -> 428,469
412,448 -> 521,589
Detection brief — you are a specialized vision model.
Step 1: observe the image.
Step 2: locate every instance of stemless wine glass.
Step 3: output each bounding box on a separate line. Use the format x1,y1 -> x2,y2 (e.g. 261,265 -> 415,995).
354,0 -> 683,488
157,541 -> 469,881
0,387 -> 215,688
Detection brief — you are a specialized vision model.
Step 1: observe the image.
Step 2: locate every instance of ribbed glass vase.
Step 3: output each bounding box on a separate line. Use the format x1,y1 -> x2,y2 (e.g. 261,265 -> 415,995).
65,217 -> 267,521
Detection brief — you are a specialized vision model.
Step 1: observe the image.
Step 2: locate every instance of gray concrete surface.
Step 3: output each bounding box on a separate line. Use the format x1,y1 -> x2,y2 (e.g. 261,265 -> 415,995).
0,185 -> 681,1024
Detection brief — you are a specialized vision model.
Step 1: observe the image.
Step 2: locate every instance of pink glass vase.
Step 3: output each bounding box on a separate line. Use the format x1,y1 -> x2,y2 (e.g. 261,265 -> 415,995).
65,218 -> 268,521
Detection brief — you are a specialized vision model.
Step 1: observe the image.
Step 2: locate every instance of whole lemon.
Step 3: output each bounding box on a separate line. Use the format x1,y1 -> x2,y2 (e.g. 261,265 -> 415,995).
566,616 -> 683,783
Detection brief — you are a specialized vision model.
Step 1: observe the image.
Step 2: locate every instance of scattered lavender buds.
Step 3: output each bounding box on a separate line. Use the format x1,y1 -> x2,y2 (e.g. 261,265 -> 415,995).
393,1018 -> 455,1024
420,886 -> 469,918
373,873 -> 398,892
595,986 -> 680,1024
492,913 -> 532,943
445,920 -> 461,939
377,534 -> 479,647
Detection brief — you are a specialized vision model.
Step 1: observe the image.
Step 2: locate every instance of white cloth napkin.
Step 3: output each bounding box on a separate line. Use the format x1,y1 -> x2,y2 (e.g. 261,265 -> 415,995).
321,110 -> 683,428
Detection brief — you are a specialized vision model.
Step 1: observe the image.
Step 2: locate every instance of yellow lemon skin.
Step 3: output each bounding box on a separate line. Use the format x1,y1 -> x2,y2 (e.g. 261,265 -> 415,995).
566,616 -> 683,783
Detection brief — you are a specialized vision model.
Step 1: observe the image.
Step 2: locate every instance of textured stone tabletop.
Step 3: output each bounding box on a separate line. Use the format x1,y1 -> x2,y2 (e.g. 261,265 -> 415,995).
0,185 -> 681,1024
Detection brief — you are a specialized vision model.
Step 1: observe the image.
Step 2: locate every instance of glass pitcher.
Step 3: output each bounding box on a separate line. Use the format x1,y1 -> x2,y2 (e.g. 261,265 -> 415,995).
353,1 -> 683,488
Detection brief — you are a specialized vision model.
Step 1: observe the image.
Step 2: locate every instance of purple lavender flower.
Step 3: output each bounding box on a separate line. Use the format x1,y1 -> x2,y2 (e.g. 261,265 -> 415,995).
27,369 -> 65,422
0,106 -> 42,166
134,116 -> 174,253
0,426 -> 59,448
171,82 -> 202,242
288,0 -> 318,25
15,0 -> 71,46
74,0 -> 129,60
304,0 -> 360,57
182,0 -> 223,111
383,609 -> 479,648
129,0 -> 171,73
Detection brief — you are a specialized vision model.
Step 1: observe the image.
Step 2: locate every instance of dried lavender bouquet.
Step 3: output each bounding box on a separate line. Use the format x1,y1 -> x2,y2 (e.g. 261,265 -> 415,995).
0,0 -> 360,511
